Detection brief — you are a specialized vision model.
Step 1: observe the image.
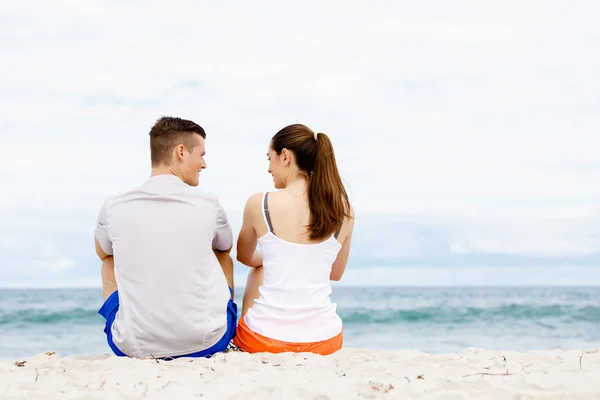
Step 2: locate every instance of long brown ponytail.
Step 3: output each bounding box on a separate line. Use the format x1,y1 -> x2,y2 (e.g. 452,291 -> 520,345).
270,124 -> 351,241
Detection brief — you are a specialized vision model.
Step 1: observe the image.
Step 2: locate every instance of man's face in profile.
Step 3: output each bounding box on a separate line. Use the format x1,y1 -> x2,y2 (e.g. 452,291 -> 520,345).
179,134 -> 207,187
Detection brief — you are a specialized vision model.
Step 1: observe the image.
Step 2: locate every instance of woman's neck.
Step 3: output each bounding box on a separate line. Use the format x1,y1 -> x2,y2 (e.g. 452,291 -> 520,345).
284,175 -> 308,197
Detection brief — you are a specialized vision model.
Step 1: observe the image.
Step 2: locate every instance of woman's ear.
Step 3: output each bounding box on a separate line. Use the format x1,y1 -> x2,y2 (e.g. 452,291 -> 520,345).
281,148 -> 290,166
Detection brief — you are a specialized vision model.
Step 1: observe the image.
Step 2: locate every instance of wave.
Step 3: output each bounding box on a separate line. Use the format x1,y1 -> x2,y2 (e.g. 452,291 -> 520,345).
339,304 -> 600,325
0,308 -> 102,326
2,303 -> 599,327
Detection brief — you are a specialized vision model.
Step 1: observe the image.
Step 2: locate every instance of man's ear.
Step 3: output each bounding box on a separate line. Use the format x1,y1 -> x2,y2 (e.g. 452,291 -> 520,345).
175,144 -> 186,161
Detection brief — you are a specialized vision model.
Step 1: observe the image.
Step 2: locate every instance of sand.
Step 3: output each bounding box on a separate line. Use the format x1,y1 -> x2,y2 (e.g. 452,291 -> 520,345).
1,348 -> 599,399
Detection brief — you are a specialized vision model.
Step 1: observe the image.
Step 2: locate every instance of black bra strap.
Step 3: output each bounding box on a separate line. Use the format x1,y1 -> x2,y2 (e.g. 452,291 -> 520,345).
263,192 -> 274,233
334,224 -> 342,239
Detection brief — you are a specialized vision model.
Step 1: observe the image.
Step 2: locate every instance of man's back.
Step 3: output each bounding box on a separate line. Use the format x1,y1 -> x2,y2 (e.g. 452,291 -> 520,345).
95,174 -> 232,358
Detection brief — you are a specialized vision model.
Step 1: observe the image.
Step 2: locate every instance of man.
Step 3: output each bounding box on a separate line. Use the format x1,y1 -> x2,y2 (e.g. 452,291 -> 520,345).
94,116 -> 236,359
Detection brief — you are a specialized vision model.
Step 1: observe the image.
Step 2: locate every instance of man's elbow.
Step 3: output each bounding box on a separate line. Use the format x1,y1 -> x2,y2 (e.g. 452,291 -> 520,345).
96,253 -> 110,262
94,239 -> 112,261
213,244 -> 233,254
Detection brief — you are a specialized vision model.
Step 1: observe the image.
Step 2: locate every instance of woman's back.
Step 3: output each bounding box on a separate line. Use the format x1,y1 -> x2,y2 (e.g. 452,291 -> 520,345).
244,190 -> 344,342
258,188 -> 342,244
233,123 -> 355,355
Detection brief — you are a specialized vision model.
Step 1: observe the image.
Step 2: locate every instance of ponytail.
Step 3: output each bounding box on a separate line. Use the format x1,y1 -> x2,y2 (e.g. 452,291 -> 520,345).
307,133 -> 351,241
270,124 -> 351,241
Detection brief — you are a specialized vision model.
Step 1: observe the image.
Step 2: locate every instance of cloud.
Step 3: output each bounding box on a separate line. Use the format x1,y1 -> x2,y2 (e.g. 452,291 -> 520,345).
448,219 -> 600,258
348,213 -> 600,266
2,204 -> 600,288
1,0 -> 600,286
373,22 -> 514,42
30,245 -> 77,271
33,258 -> 76,271
331,265 -> 600,287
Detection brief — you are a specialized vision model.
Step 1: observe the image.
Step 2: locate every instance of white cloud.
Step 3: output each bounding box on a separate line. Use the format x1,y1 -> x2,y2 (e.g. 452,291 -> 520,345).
33,258 -> 76,271
373,22 -> 514,42
329,266 -> 600,287
1,0 -> 600,285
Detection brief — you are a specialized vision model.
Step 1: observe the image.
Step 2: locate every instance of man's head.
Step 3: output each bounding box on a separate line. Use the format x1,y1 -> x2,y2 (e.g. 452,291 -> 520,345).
149,116 -> 207,186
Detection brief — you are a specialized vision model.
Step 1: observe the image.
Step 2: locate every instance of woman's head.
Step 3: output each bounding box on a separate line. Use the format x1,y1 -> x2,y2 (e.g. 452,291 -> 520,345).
268,124 -> 317,187
268,124 -> 351,240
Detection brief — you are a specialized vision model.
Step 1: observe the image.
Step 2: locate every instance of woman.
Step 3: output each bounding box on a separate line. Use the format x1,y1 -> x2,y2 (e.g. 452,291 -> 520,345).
233,123 -> 355,355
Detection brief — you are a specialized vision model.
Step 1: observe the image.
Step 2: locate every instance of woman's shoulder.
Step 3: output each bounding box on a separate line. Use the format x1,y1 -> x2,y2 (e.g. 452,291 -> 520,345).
341,202 -> 356,231
244,192 -> 265,209
343,200 -> 355,218
245,190 -> 295,215
244,191 -> 276,214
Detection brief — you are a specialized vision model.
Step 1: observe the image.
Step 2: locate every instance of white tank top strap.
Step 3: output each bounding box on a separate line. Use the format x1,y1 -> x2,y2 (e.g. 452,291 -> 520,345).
262,192 -> 274,233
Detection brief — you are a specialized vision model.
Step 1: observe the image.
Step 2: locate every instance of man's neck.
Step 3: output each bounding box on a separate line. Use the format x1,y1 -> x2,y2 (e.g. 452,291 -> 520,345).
150,166 -> 183,182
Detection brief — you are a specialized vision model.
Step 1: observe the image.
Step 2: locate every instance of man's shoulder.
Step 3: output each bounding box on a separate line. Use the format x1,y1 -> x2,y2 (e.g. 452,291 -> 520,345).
98,181 -> 155,214
100,184 -> 143,206
100,181 -> 226,214
177,185 -> 223,207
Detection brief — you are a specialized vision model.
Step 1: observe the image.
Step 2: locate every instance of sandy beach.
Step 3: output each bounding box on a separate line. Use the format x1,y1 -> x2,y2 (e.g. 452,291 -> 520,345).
1,347 -> 599,399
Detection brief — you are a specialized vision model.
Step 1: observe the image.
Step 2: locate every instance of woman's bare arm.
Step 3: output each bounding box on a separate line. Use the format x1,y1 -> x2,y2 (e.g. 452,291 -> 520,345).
330,205 -> 355,281
236,193 -> 264,267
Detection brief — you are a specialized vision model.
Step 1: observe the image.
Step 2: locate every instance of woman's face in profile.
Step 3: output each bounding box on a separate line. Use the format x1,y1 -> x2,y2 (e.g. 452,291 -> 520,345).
267,147 -> 285,189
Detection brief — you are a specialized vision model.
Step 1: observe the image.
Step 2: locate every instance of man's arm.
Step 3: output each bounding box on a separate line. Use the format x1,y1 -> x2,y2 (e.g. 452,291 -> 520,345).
94,200 -> 114,261
212,198 -> 233,253
95,238 -> 112,261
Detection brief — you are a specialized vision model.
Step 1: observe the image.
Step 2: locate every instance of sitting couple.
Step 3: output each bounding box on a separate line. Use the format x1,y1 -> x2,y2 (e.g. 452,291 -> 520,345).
94,116 -> 355,359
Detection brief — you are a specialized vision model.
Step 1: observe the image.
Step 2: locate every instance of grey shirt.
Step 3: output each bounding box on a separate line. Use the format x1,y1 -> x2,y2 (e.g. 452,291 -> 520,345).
94,174 -> 233,358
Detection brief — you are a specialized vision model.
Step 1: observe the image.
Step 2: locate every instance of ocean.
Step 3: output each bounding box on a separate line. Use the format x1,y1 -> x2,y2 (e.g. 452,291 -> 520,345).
1,286 -> 599,360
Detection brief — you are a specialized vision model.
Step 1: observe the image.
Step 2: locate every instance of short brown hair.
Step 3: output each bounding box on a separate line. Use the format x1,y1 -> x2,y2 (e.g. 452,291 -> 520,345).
271,124 -> 351,241
149,116 -> 206,166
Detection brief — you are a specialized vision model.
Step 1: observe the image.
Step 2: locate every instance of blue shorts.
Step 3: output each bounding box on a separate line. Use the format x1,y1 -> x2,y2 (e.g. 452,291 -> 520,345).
98,288 -> 238,359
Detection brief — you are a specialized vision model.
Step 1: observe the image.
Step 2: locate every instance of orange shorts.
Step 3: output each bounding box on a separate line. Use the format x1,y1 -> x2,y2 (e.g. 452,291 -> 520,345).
233,318 -> 343,355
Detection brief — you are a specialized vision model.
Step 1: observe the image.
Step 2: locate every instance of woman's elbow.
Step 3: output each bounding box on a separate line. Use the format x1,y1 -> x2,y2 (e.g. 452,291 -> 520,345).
236,252 -> 256,267
236,252 -> 249,265
330,271 -> 344,281
330,261 -> 348,281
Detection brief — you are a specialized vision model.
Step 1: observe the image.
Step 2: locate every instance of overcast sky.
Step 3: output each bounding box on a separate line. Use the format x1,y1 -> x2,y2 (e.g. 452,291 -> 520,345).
1,0 -> 600,287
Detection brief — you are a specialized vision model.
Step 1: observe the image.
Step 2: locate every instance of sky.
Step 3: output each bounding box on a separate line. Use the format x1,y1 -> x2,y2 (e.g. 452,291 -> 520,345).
1,0 -> 600,287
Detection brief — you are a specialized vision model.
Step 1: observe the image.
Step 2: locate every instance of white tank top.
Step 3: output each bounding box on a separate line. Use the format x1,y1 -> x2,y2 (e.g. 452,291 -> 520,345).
243,192 -> 344,343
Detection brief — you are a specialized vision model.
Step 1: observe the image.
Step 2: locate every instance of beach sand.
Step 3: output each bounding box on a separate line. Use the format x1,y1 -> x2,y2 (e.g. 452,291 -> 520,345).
1,348 -> 599,399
